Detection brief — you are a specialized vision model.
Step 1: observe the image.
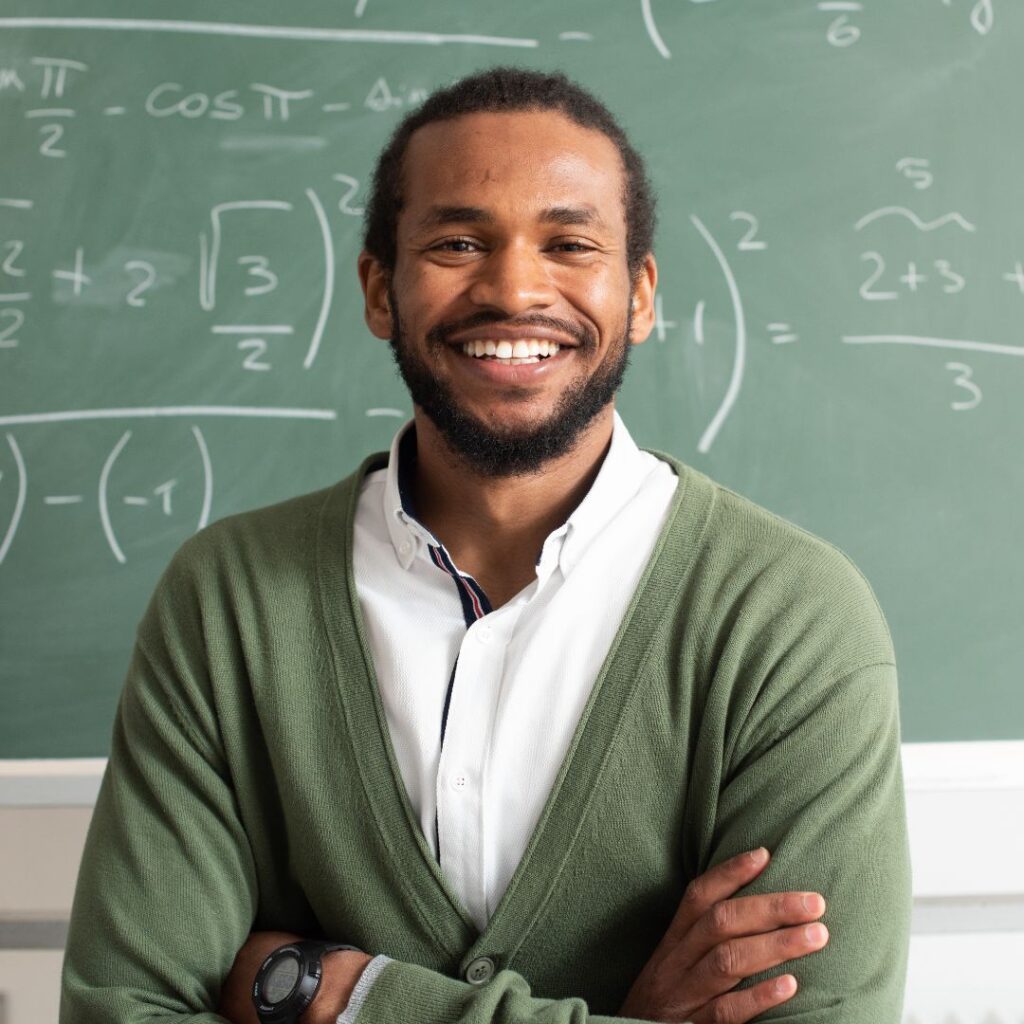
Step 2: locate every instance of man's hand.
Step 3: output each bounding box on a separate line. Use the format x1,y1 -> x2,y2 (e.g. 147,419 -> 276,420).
218,930 -> 374,1024
618,848 -> 829,1024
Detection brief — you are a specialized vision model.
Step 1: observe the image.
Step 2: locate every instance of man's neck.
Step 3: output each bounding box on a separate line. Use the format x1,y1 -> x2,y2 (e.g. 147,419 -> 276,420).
410,408 -> 616,607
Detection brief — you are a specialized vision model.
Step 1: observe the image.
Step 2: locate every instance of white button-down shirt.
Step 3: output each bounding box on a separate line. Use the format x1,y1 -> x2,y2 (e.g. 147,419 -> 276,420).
352,412 -> 678,932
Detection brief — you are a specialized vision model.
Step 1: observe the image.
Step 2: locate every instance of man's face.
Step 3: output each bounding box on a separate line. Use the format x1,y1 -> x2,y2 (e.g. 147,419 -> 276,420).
362,109 -> 656,476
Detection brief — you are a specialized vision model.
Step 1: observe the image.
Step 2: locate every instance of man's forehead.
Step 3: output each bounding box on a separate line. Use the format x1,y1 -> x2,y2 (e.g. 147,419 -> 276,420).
400,110 -> 627,225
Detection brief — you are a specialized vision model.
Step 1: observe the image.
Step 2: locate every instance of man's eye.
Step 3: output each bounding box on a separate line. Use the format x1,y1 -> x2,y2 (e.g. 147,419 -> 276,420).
552,241 -> 593,254
434,238 -> 478,253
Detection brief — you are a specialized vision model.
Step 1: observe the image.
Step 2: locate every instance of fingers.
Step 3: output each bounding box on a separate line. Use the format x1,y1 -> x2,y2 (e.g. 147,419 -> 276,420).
649,849 -> 829,1022
692,890 -> 826,949
689,921 -> 829,997
688,974 -> 799,1024
667,848 -> 772,939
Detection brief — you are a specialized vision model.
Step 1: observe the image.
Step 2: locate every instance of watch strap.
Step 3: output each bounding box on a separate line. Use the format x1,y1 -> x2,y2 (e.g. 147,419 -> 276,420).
299,937 -> 364,954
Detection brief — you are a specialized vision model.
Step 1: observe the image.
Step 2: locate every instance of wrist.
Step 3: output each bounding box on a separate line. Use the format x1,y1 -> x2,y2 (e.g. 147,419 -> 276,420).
299,950 -> 374,1024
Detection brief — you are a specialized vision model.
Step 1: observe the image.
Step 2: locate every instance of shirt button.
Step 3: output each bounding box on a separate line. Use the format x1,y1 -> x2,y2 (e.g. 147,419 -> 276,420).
477,625 -> 493,644
450,774 -> 467,792
465,956 -> 495,984
398,540 -> 412,556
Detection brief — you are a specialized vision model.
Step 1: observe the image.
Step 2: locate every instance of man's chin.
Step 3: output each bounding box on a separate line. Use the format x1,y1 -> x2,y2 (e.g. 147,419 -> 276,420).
422,404 -> 594,478
446,402 -> 564,441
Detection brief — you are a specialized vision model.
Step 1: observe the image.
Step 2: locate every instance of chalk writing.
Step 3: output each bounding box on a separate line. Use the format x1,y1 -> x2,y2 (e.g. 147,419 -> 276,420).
641,0 -> 672,59
855,207 -> 977,234
0,435 -> 26,565
945,362 -> 982,410
652,294 -> 679,342
818,2 -> 862,48
767,323 -> 799,345
896,158 -> 934,191
691,215 -> 748,453
0,310 -> 23,348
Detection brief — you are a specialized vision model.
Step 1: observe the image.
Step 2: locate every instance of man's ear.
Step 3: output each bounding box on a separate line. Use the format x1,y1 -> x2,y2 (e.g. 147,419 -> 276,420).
628,253 -> 658,346
358,250 -> 393,340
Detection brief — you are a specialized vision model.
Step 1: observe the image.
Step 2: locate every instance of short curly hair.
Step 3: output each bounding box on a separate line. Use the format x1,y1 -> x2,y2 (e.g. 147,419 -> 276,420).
362,66 -> 657,279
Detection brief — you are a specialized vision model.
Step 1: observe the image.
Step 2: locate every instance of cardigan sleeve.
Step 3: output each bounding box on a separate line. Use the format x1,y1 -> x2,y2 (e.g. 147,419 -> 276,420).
350,960 -> 645,1024
60,570 -> 259,1022
703,661 -> 913,1023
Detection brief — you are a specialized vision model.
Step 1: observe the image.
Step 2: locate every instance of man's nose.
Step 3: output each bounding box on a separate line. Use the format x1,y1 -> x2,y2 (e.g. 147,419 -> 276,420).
466,242 -> 558,315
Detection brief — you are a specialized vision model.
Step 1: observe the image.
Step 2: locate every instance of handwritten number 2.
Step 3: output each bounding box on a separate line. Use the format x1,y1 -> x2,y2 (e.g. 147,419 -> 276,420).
333,174 -> 365,217
1,241 -> 26,278
0,309 -> 23,348
238,339 -> 271,371
125,260 -> 157,307
730,212 -> 766,251
859,252 -> 898,301
39,124 -> 66,158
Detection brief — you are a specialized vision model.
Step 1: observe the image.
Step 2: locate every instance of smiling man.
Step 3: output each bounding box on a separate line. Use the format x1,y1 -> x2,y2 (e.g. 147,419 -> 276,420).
61,69 -> 911,1024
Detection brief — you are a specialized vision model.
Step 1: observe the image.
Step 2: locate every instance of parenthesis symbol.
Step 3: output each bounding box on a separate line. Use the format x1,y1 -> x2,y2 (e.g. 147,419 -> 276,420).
690,215 -> 747,454
99,430 -> 131,564
304,187 -> 334,369
641,0 -> 672,59
192,426 -> 213,530
0,433 -> 27,566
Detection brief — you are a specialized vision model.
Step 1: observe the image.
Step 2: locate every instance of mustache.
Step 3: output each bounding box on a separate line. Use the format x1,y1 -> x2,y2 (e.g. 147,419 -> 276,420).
425,311 -> 596,349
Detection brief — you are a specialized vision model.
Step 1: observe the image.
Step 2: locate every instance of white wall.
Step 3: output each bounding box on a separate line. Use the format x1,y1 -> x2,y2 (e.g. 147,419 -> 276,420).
2,744 -> 1023,1024
0,800 -> 93,1024
899,742 -> 1024,1022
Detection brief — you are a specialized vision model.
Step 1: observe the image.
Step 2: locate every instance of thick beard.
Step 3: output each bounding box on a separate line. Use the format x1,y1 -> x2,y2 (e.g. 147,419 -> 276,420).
387,295 -> 632,478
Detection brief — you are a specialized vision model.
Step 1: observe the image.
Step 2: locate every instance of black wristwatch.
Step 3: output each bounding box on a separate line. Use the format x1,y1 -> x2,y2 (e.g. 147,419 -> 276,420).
252,939 -> 363,1024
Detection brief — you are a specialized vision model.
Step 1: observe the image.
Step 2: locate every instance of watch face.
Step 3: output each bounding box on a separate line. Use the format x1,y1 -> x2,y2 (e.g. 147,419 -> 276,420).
263,953 -> 301,1005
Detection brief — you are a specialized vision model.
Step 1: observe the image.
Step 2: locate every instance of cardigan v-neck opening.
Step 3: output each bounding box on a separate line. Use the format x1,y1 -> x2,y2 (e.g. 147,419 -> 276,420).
315,448 -> 714,966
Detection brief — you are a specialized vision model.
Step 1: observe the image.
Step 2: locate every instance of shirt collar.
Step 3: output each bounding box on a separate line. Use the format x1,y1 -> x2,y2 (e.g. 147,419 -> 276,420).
545,410 -> 651,579
381,411 -> 652,577
382,420 -> 438,570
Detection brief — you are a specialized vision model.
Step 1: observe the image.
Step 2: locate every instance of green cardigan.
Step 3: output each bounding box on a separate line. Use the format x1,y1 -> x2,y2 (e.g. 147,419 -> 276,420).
60,452 -> 911,1023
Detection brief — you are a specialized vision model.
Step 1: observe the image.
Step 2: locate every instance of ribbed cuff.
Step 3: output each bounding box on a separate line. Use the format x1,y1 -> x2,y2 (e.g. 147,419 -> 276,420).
336,954 -> 393,1024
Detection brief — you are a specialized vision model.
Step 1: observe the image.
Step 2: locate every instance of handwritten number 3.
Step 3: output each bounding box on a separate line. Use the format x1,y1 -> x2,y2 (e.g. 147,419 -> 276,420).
945,362 -> 981,411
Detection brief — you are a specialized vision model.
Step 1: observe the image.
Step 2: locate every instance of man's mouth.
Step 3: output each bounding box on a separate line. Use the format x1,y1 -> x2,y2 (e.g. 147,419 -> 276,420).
458,338 -> 562,366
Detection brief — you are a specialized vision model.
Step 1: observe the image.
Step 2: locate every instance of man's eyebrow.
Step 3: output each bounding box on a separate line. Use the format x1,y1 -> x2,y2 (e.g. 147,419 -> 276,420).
539,205 -> 608,228
415,204 -> 610,231
416,205 -> 495,229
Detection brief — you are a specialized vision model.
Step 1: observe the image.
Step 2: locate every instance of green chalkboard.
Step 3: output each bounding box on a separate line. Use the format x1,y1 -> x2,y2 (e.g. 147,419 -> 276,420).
1,0 -> 1021,756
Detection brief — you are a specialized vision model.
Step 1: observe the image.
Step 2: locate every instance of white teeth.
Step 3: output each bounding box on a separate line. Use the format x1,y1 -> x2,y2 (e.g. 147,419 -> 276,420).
459,339 -> 563,361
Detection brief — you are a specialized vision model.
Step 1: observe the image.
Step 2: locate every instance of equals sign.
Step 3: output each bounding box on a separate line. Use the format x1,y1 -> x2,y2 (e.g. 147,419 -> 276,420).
767,323 -> 799,344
